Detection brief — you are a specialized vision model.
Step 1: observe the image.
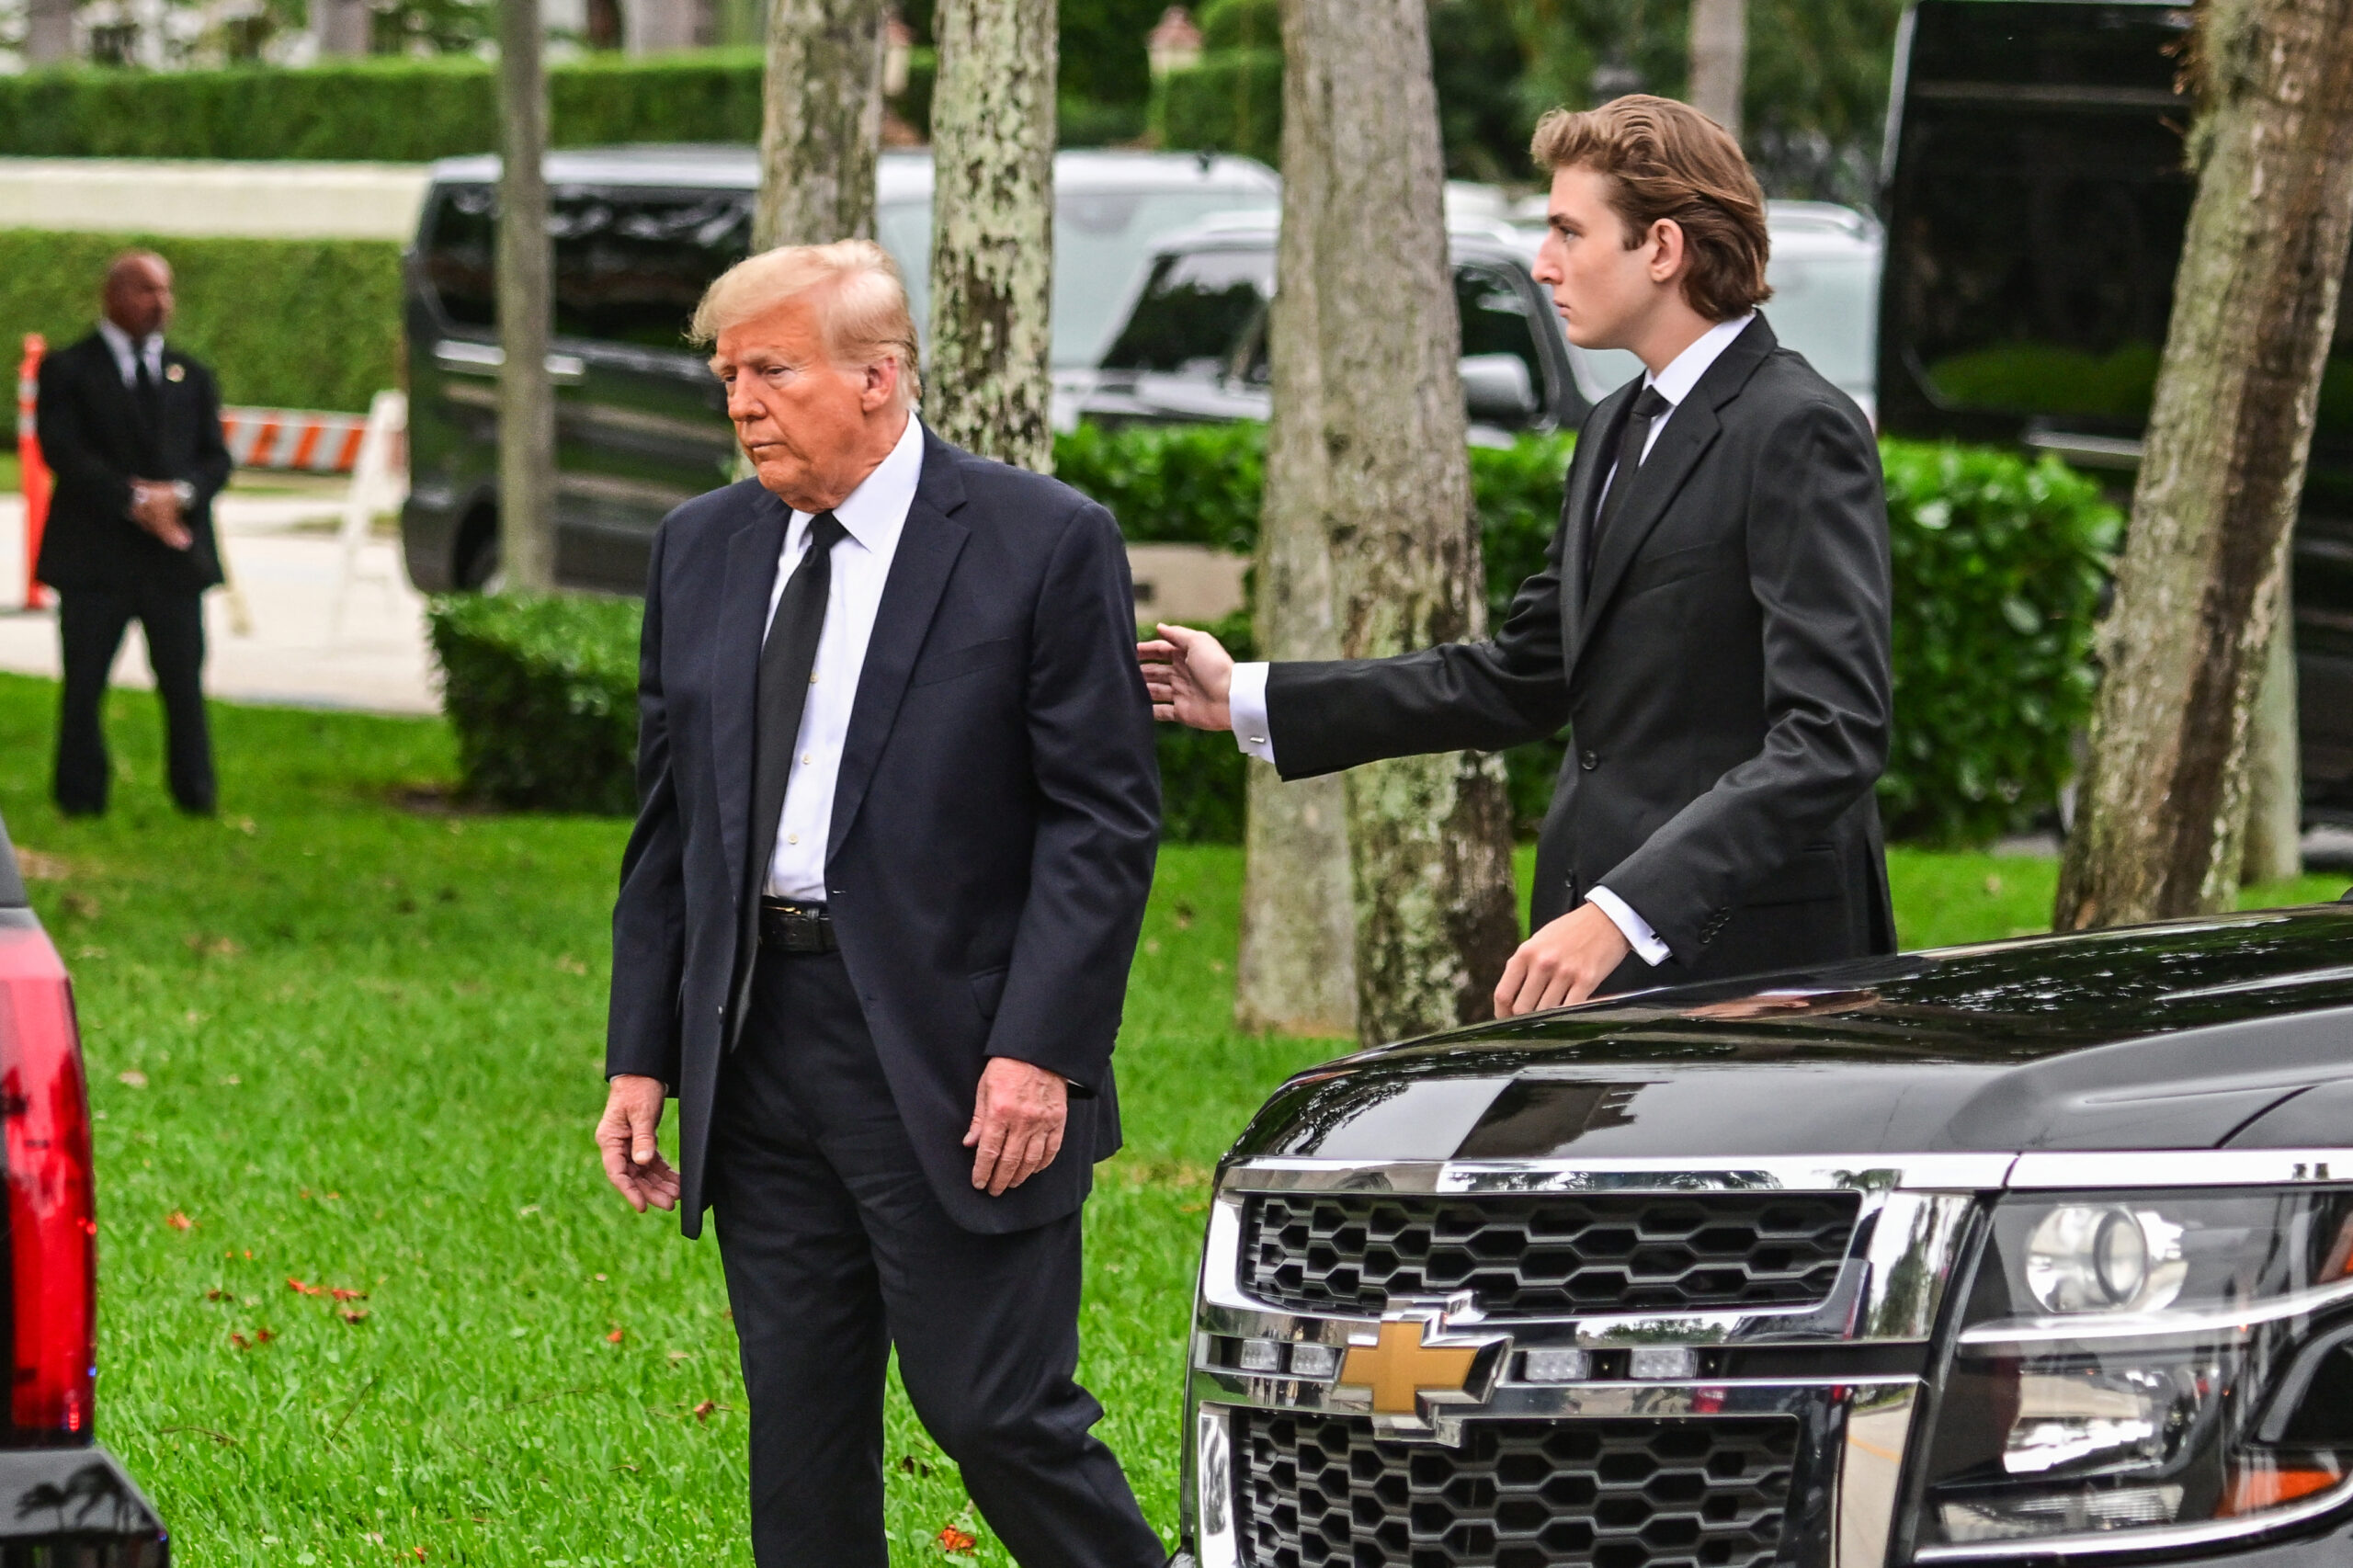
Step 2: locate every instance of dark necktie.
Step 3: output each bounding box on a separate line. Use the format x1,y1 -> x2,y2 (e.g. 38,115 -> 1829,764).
131,351 -> 164,434
735,510 -> 847,1012
1586,384 -> 1674,581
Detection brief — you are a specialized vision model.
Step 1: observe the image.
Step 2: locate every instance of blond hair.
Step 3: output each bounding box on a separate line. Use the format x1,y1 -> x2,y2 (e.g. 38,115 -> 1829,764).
1530,95 -> 1771,322
691,240 -> 923,408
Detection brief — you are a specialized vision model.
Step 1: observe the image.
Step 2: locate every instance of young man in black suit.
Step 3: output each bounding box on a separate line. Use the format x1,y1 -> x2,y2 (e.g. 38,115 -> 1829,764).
1142,95 -> 1894,1013
594,242 -> 1165,1568
36,251 -> 233,816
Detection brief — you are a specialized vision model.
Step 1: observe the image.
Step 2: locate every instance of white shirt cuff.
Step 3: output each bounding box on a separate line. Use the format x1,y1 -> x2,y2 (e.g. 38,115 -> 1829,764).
1586,885 -> 1670,967
1229,662 -> 1277,766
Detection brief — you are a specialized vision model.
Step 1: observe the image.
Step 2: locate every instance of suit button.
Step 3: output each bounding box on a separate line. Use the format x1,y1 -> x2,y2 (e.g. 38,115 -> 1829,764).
1579,749 -> 1599,771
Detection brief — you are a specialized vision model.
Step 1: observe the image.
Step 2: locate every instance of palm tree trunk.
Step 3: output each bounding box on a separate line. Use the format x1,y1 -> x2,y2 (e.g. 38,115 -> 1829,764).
497,0 -> 558,592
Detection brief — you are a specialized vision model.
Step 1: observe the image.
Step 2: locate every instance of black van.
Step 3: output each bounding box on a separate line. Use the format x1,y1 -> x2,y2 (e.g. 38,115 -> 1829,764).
1878,0 -> 2353,814
399,145 -> 1278,596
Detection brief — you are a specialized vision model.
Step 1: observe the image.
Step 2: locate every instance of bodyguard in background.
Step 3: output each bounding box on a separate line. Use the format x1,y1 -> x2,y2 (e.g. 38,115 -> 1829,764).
36,251 -> 232,817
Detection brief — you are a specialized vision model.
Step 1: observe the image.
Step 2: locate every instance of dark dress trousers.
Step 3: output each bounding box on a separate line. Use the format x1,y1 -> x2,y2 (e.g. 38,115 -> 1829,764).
606,426 -> 1165,1568
35,333 -> 232,815
1267,315 -> 1896,994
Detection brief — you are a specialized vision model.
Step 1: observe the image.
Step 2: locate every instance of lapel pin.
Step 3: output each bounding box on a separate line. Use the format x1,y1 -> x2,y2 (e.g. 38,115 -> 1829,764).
165,363 -> 185,382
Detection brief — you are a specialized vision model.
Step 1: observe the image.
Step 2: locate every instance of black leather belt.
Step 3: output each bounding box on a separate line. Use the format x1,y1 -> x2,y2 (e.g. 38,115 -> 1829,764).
757,898 -> 836,953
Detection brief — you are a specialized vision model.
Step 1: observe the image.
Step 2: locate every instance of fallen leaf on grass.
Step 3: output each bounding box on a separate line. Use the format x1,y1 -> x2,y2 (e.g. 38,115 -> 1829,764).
228,1328 -> 275,1350
606,1326 -> 625,1345
166,1211 -> 193,1231
341,1309 -> 369,1324
183,933 -> 242,958
667,1349 -> 693,1362
938,1527 -> 978,1553
691,1400 -> 717,1421
117,1070 -> 147,1089
413,1550 -> 426,1562
554,955 -> 588,976
14,848 -> 69,881
897,1455 -> 933,1478
205,1289 -> 231,1301
289,1278 -> 323,1296
331,1287 -> 368,1301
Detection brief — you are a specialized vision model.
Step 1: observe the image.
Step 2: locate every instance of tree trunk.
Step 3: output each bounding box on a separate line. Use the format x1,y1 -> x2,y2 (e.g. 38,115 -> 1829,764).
926,0 -> 1057,470
626,0 -> 700,51
497,0 -> 559,593
2054,0 -> 2353,930
24,0 -> 74,63
313,0 -> 372,55
1688,0 -> 1747,139
2240,578 -> 2303,884
1268,0 -> 1519,1044
754,0 -> 887,249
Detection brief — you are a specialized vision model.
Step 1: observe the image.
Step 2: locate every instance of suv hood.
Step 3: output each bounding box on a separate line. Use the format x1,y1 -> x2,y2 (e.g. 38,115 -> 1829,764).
1229,903 -> 2353,1164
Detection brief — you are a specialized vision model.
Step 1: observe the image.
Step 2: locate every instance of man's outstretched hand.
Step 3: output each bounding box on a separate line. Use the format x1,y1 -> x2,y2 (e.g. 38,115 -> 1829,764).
964,1056 -> 1068,1197
1494,902 -> 1632,1018
1136,622 -> 1234,731
597,1074 -> 681,1212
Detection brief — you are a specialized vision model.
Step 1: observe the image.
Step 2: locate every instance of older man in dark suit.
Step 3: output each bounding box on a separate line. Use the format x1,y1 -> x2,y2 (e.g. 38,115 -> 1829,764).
595,240 -> 1165,1568
36,251 -> 233,817
1143,95 -> 1894,1011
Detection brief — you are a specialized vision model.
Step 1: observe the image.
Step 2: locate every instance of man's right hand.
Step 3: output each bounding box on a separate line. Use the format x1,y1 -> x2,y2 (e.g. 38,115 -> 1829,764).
129,481 -> 192,551
1136,622 -> 1235,731
597,1074 -> 680,1212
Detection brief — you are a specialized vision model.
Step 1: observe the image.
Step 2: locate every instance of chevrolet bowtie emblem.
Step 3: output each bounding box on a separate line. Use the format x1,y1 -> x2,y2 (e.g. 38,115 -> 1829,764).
1338,1318 -> 1488,1415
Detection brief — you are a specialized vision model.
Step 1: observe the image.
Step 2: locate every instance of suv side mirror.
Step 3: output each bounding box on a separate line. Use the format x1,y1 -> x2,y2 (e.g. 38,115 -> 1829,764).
1461,353 -> 1538,423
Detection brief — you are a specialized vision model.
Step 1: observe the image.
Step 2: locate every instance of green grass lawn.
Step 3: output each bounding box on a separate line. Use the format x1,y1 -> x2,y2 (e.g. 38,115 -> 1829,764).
0,671 -> 2343,1567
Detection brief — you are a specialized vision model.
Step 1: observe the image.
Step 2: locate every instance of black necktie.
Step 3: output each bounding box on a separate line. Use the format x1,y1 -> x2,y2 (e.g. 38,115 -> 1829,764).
131,351 -> 164,433
735,510 -> 847,1011
1586,385 -> 1673,580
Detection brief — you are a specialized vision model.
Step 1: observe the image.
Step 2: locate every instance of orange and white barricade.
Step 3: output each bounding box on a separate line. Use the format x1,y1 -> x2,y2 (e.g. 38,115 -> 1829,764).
219,406 -> 382,473
11,335 -> 52,612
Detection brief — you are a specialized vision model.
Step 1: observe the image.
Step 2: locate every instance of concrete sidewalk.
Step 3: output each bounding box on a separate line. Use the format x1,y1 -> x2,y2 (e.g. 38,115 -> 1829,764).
0,493 -> 438,716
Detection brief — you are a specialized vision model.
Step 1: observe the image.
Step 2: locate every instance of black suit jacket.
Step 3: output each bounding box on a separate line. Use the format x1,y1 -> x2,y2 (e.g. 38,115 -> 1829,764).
34,333 -> 233,596
1267,315 -> 1895,993
607,426 -> 1162,1236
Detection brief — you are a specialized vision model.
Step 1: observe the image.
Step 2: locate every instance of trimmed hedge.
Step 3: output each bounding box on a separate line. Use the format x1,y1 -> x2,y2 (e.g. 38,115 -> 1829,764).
426,424 -> 2119,847
0,229 -> 404,415
426,592 -> 642,815
1154,49 -> 1283,167
0,50 -> 1137,162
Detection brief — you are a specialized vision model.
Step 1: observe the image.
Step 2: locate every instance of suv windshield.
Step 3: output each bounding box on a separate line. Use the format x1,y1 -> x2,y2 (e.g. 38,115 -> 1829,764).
1098,247 -> 1274,376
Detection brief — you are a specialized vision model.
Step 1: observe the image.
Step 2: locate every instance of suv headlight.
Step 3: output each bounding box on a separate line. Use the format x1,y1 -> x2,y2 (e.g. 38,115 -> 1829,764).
1914,1187 -> 2353,1555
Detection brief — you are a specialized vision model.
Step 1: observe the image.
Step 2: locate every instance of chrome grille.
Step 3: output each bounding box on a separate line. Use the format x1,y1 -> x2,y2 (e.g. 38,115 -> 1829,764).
1236,1411 -> 1798,1568
1240,1190 -> 1858,1316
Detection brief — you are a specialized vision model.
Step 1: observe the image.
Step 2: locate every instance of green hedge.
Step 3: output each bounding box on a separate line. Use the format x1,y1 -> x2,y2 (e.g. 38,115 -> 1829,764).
426,424 -> 2119,847
1879,443 -> 2120,844
0,50 -> 1137,162
0,229 -> 404,415
426,592 -> 643,815
1153,49 -> 1283,166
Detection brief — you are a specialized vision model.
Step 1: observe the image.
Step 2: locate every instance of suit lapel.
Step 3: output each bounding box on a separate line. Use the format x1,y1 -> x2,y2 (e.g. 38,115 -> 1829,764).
826,429 -> 971,862
1568,317 -> 1778,676
711,488 -> 790,905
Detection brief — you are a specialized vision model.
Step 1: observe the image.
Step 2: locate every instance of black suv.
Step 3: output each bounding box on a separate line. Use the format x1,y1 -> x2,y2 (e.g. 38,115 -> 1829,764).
1180,899 -> 2353,1567
0,814 -> 169,1563
1878,0 -> 2353,813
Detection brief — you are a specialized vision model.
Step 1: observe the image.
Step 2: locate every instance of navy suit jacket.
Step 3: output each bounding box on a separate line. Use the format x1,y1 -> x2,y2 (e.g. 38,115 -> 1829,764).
606,424 -> 1161,1236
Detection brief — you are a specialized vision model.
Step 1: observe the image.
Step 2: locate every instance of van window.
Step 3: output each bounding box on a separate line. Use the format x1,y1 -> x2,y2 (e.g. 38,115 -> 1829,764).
1456,262 -> 1552,427
420,184 -> 754,349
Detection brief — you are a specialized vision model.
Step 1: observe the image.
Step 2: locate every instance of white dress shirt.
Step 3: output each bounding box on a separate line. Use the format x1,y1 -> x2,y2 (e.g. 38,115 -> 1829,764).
1227,314 -> 1756,967
95,318 -> 165,388
761,413 -> 926,902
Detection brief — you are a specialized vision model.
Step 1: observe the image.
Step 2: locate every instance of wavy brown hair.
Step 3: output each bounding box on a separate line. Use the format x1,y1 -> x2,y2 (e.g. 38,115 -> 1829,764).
1529,95 -> 1771,322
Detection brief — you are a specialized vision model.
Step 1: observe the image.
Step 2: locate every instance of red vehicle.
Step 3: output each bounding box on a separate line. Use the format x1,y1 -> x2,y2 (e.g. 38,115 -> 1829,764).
0,813 -> 167,1564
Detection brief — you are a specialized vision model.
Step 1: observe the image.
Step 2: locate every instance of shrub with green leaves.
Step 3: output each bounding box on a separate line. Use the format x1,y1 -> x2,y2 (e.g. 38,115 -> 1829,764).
426,593 -> 642,816
0,229 -> 403,415
1879,442 -> 2120,845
